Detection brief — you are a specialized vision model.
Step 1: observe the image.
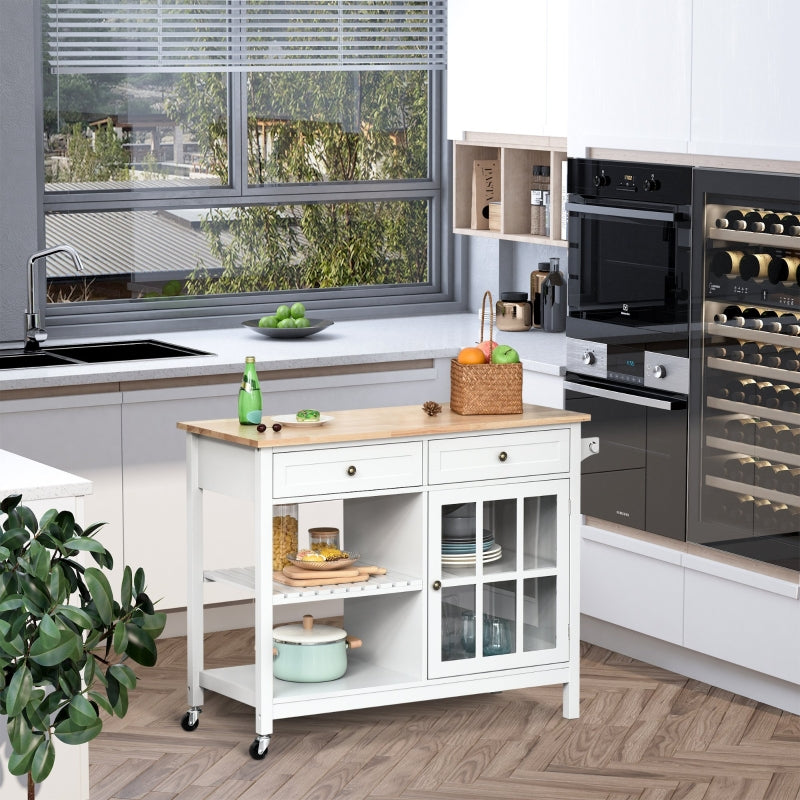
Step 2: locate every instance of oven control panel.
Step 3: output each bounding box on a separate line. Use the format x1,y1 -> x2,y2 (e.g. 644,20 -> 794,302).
643,351 -> 689,394
566,338 -> 607,380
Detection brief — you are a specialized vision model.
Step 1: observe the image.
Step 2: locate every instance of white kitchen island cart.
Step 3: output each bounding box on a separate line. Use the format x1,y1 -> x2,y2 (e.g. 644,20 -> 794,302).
178,403 -> 589,759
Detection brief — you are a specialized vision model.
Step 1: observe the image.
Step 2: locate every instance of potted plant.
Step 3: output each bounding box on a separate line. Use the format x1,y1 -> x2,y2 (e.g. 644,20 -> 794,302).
0,493 -> 165,800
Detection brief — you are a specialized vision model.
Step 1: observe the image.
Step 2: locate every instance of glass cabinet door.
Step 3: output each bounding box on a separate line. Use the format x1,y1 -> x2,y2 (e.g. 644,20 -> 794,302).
428,479 -> 569,679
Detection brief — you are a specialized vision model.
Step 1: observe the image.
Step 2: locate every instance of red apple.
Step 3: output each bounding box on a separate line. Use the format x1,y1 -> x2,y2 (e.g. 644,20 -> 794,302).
477,340 -> 498,359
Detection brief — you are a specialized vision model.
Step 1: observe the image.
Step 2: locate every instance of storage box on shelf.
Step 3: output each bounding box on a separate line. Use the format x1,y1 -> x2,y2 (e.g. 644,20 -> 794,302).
453,132 -> 567,246
178,404 -> 587,760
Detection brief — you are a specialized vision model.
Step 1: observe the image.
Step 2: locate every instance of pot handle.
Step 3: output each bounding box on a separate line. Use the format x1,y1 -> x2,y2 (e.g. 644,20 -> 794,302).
345,636 -> 362,650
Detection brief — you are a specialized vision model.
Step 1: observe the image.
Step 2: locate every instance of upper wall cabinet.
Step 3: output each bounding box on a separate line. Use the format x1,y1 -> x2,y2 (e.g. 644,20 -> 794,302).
447,0 -> 567,141
566,0 -> 692,157
690,1 -> 800,162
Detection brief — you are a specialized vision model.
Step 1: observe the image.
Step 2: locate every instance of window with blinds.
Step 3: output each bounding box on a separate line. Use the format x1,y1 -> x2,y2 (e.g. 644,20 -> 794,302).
46,0 -> 447,73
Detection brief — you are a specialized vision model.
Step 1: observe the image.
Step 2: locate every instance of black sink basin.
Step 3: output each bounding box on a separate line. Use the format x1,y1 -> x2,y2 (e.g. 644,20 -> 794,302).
0,339 -> 211,371
46,339 -> 211,363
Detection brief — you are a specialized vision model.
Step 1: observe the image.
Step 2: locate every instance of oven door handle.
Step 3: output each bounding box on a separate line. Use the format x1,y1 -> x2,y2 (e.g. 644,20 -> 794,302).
563,380 -> 686,411
565,202 -> 677,223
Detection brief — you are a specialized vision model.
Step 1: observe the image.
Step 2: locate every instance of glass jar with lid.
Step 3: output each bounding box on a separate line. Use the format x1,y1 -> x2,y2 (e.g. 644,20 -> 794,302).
308,527 -> 340,551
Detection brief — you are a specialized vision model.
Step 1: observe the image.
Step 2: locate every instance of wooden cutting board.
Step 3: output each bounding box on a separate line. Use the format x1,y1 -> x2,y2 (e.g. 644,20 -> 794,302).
273,571 -> 370,587
357,565 -> 387,575
283,565 -> 361,579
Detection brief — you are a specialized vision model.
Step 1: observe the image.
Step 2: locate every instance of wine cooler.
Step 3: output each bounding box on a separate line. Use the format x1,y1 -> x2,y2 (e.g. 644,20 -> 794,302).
690,168 -> 800,570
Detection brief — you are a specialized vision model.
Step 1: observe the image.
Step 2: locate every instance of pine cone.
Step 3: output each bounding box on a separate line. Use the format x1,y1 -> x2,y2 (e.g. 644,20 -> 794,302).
422,401 -> 442,416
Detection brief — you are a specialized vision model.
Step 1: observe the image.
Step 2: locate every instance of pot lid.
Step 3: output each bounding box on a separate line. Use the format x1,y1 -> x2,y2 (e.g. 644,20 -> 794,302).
500,292 -> 528,302
273,615 -> 347,644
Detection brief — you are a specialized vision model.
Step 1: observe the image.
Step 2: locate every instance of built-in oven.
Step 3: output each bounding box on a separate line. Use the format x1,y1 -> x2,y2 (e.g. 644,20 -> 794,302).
564,158 -> 693,540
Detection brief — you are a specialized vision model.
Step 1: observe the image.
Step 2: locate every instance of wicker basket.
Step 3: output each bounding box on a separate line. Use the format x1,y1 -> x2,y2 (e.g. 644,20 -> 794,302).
450,291 -> 523,415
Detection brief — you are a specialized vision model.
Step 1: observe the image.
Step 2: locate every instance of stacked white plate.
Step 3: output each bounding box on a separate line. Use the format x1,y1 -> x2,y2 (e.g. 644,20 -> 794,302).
441,542 -> 502,566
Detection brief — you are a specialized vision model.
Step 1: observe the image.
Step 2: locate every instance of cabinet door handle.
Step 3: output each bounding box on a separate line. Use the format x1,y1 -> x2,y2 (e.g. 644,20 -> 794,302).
432,580 -> 441,591
347,465 -> 357,476
498,451 -> 508,462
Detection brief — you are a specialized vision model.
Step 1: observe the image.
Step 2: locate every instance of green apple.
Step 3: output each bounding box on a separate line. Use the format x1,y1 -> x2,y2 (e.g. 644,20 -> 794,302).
294,317 -> 311,328
491,344 -> 520,364
258,315 -> 279,328
277,317 -> 296,328
275,304 -> 291,321
290,302 -> 306,319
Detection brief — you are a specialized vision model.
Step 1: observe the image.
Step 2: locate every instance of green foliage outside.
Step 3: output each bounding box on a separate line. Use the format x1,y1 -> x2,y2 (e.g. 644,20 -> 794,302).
0,494 -> 164,796
61,121 -> 130,183
163,69 -> 430,295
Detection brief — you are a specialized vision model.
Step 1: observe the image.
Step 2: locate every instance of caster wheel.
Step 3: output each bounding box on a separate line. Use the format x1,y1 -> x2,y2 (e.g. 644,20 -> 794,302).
249,738 -> 269,760
180,711 -> 200,731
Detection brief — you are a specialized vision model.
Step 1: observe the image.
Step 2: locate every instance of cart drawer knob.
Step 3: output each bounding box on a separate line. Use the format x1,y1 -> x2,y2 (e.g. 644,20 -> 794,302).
498,451 -> 508,462
347,465 -> 357,476
432,580 -> 442,591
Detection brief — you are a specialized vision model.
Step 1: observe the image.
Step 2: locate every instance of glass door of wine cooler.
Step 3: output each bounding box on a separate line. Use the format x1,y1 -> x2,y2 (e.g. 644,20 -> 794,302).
427,480 -> 569,679
690,168 -> 800,570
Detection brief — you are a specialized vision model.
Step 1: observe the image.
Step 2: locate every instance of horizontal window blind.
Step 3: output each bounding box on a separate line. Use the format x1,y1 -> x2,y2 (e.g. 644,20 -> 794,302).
46,0 -> 447,73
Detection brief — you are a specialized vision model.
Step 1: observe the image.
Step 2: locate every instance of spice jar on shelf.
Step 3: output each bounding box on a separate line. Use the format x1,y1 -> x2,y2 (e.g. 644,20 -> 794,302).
309,527 -> 341,551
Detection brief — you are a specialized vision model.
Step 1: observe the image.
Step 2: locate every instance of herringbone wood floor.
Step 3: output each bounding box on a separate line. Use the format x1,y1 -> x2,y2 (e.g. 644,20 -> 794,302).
88,629 -> 800,800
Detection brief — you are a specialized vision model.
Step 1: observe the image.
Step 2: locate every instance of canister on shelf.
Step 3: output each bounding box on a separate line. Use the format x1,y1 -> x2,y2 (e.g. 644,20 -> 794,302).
273,504 -> 299,569
530,261 -> 551,329
309,526 -> 340,551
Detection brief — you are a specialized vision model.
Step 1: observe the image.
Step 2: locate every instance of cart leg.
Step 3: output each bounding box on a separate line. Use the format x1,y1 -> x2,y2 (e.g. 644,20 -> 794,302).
181,706 -> 201,731
249,734 -> 271,760
186,434 -> 205,713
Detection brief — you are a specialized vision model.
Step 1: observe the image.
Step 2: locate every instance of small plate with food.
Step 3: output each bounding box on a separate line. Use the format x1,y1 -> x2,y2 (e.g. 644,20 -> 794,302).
287,550 -> 360,571
271,410 -> 333,427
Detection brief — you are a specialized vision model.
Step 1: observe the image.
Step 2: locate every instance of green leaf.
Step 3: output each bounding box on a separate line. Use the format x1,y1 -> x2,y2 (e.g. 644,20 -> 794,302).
112,621 -> 128,654
31,738 -> 56,783
63,536 -> 107,554
17,505 -> 38,534
0,594 -> 25,613
29,627 -> 82,667
54,603 -> 93,630
68,693 -> 98,727
108,663 -> 137,690
124,624 -> 158,667
27,539 -> 51,582
83,653 -> 97,686
84,567 -> 113,626
82,521 -> 107,538
121,565 -> 133,611
48,566 -> 69,605
7,738 -> 40,776
38,508 -> 57,529
138,611 -> 166,639
54,715 -> 102,745
133,567 -> 145,597
6,663 -> 33,716
18,573 -> 51,616
7,711 -> 33,754
38,613 -> 61,648
0,526 -> 30,551
24,690 -> 49,732
54,510 -> 76,539
0,494 -> 22,514
88,690 -> 114,716
135,592 -> 155,615
0,545 -> 10,560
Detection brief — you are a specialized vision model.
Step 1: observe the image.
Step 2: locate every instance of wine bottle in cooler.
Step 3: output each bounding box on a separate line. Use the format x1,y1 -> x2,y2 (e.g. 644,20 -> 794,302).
744,210 -> 776,231
776,426 -> 800,453
720,493 -> 755,522
754,460 -> 789,489
777,347 -> 800,371
778,387 -> 800,413
767,254 -> 800,284
755,422 -> 789,450
709,250 -> 745,278
778,314 -> 800,335
738,252 -> 771,280
713,305 -> 744,324
237,356 -> 262,425
775,467 -> 800,494
723,416 -> 769,443
714,208 -> 751,230
722,456 -> 756,483
747,211 -> 781,232
769,213 -> 800,236
718,376 -> 758,403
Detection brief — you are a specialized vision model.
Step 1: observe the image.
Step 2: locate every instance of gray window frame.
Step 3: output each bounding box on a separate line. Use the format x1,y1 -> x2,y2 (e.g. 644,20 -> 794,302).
40,32 -> 456,339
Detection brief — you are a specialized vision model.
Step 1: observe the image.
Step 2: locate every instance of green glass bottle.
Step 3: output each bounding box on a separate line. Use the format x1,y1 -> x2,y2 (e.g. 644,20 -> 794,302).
238,356 -> 262,425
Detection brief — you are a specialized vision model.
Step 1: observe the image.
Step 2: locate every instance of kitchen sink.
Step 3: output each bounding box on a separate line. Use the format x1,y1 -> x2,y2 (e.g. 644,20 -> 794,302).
0,339 -> 212,371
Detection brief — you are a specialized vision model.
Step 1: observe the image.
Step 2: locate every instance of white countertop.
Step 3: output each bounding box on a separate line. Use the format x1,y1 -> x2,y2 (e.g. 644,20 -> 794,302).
0,314 -> 566,392
0,449 -> 92,500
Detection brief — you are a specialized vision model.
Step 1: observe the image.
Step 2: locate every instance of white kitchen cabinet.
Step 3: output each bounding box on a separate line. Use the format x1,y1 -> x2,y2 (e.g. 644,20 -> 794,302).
447,0 -> 567,140
566,0 -> 692,157
690,1 -> 800,161
0,392 -> 124,587
178,404 -> 586,758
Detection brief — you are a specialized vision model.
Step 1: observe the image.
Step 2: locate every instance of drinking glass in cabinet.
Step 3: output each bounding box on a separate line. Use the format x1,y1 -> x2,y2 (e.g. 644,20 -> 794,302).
523,494 -> 558,570
440,586 -> 476,662
483,580 -> 516,656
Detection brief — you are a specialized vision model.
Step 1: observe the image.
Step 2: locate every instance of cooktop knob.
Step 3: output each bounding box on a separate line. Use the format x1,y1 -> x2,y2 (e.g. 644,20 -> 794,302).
582,351 -> 595,366
643,177 -> 661,192
593,173 -> 610,188
652,364 -> 666,378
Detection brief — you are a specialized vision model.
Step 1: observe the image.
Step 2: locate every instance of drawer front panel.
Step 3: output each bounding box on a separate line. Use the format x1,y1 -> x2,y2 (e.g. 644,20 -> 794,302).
428,429 -> 570,484
273,441 -> 423,497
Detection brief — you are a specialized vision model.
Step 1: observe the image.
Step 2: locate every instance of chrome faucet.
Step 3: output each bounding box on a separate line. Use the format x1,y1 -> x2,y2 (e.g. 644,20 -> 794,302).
24,244 -> 85,351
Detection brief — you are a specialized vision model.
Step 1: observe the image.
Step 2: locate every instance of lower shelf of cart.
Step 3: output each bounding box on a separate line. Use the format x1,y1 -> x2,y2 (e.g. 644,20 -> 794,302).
199,655 -> 421,710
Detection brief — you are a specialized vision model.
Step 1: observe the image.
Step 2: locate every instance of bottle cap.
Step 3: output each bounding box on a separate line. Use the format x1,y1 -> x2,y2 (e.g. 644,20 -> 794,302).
245,356 -> 255,363
537,261 -> 551,272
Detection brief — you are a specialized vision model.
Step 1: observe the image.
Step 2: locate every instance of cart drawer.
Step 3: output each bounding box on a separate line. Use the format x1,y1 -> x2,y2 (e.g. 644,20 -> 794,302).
273,441 -> 423,498
428,429 -> 570,484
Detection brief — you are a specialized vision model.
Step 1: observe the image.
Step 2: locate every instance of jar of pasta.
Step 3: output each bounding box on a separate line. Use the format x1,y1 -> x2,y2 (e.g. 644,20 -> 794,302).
309,527 -> 340,552
272,504 -> 298,570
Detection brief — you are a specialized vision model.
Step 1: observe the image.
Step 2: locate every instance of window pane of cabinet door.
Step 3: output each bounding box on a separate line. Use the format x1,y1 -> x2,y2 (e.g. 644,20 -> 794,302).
428,479 -> 569,679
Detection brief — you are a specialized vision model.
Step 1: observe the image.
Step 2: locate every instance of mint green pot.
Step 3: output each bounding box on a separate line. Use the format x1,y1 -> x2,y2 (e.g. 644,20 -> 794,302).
272,614 -> 362,683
